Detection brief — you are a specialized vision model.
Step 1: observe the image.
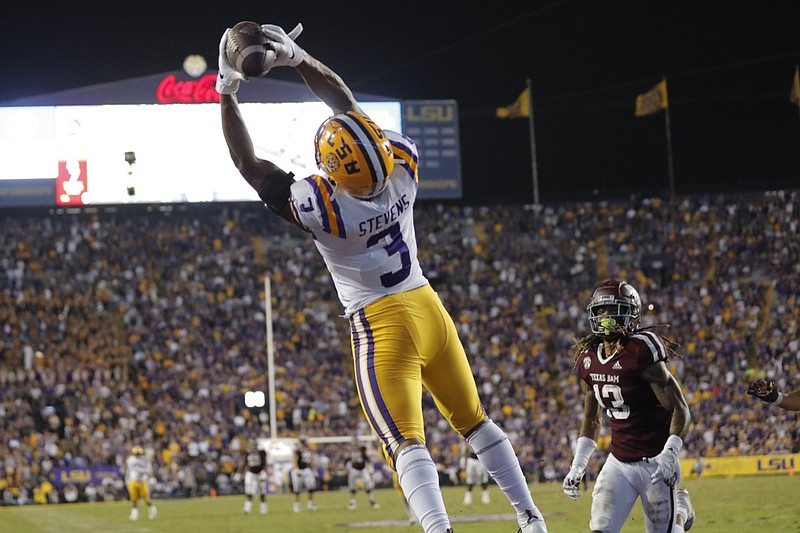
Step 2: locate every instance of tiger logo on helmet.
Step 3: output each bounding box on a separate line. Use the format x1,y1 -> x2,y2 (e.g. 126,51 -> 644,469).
314,112 -> 394,199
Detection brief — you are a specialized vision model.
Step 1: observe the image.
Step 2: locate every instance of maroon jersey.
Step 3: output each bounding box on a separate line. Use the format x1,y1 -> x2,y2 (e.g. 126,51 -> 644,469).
245,449 -> 267,474
346,446 -> 368,471
577,331 -> 671,462
295,446 -> 313,469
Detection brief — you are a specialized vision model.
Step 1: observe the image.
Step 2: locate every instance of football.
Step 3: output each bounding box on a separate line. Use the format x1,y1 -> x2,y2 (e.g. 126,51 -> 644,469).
226,21 -> 276,77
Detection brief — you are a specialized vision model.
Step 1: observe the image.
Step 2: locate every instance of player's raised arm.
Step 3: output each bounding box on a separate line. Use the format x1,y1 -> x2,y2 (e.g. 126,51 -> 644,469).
216,29 -> 300,226
261,23 -> 361,115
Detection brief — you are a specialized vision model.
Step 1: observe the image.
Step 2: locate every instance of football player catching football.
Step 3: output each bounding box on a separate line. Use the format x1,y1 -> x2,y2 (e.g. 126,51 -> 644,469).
563,279 -> 695,533
747,378 -> 800,411
216,21 -> 548,533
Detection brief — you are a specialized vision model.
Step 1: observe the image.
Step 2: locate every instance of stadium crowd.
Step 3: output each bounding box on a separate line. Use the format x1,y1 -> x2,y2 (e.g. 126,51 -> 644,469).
1,190 -> 798,504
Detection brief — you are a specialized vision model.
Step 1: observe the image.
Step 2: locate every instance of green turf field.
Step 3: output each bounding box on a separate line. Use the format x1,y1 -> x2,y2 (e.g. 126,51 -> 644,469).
1,476 -> 798,532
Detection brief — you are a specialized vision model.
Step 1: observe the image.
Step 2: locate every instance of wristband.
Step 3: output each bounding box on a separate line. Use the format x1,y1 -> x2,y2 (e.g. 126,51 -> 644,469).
664,434 -> 683,453
775,391 -> 785,406
571,436 -> 597,470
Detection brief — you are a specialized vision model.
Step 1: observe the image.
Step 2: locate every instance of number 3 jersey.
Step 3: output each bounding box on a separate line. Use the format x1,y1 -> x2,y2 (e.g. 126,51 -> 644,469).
576,331 -> 672,462
288,130 -> 428,316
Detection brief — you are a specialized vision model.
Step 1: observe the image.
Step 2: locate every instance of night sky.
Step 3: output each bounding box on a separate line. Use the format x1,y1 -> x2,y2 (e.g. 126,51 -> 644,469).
2,1 -> 799,204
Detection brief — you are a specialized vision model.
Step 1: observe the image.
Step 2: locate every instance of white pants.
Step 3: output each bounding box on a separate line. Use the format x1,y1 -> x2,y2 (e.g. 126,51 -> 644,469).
590,453 -> 681,533
290,467 -> 317,493
244,471 -> 264,496
347,467 -> 374,492
464,456 -> 489,486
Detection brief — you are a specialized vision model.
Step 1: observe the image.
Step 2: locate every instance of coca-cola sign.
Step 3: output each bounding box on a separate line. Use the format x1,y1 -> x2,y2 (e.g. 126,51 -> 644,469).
156,74 -> 219,104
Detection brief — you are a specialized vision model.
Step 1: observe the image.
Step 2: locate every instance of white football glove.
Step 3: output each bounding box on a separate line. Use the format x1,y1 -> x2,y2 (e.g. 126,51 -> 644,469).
216,29 -> 245,95
562,464 -> 586,501
260,23 -> 305,67
649,435 -> 682,486
562,436 -> 597,501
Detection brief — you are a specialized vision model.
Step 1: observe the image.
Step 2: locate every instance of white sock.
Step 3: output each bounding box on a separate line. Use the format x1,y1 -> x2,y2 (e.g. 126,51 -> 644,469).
130,508 -> 139,519
467,420 -> 542,527
243,500 -> 252,513
260,501 -> 267,514
396,445 -> 451,533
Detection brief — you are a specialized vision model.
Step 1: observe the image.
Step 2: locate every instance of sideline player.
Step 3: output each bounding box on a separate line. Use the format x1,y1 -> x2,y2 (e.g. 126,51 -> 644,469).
240,441 -> 268,514
290,435 -> 318,512
346,437 -> 380,510
562,279 -> 695,532
461,446 -> 490,505
216,21 -> 548,533
124,445 -> 156,520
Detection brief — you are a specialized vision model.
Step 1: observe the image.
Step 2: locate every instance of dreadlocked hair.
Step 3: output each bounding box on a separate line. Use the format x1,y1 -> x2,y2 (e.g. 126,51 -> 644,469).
571,323 -> 683,372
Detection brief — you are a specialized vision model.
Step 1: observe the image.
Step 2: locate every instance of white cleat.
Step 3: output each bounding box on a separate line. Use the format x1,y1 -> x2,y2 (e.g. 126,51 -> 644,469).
148,505 -> 157,520
518,515 -> 548,533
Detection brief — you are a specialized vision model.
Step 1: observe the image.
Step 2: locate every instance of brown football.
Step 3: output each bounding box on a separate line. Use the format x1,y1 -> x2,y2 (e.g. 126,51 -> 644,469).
225,21 -> 276,77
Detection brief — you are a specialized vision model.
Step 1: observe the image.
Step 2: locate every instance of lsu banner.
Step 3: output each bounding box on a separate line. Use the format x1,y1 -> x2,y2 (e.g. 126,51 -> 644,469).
681,453 -> 799,478
51,465 -> 122,486
635,79 -> 668,117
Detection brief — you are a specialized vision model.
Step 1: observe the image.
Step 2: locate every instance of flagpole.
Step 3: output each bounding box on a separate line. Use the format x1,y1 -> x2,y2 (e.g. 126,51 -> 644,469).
526,77 -> 540,205
663,75 -> 675,199
795,65 -> 800,133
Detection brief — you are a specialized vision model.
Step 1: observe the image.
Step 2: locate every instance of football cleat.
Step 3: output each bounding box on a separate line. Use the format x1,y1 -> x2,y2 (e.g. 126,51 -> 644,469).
517,513 -> 548,533
348,501 -> 357,510
148,505 -> 157,520
314,112 -> 394,199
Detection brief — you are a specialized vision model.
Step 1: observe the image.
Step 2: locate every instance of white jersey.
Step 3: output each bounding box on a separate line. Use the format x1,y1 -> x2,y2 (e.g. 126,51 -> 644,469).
125,454 -> 151,483
290,130 -> 428,315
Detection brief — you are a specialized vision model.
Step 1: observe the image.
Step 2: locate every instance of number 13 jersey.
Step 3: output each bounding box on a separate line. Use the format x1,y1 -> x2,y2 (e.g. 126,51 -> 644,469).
576,331 -> 672,462
289,130 -> 428,316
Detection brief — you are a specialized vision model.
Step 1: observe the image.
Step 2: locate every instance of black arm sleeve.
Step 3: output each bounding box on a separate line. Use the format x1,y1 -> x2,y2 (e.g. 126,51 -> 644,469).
257,169 -> 295,213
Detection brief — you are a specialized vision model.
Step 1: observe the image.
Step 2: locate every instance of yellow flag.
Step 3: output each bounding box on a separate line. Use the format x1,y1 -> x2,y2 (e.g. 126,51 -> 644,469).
496,88 -> 530,119
635,79 -> 668,117
790,66 -> 800,107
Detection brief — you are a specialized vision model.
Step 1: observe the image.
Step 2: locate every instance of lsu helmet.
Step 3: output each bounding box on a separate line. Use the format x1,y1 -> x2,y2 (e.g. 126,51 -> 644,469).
314,112 -> 394,199
587,279 -> 641,337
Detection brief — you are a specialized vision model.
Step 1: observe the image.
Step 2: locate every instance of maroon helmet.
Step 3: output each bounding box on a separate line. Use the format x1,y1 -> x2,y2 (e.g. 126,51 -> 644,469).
587,279 -> 641,336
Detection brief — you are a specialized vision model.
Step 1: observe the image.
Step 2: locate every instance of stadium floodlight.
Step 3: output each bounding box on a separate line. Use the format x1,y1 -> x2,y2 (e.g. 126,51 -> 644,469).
244,390 -> 266,408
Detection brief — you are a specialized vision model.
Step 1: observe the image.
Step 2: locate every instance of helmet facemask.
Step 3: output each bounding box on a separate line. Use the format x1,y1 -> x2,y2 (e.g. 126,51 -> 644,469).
586,280 -> 641,338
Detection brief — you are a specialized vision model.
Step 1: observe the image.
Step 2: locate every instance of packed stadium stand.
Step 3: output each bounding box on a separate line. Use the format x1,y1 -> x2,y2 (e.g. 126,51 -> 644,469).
1,191 -> 798,504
